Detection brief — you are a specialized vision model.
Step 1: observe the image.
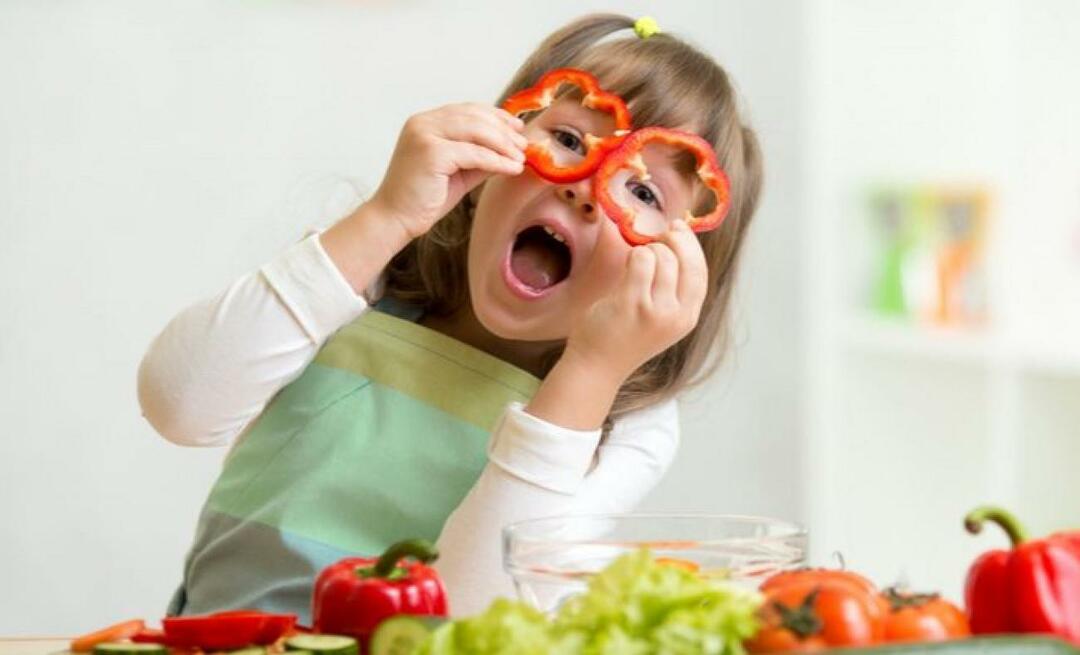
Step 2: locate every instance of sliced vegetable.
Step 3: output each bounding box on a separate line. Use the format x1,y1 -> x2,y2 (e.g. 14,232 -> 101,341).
129,628 -> 168,646
162,610 -> 297,651
312,539 -> 448,647
965,506 -> 1080,644
285,634 -> 359,655
829,635 -> 1080,654
502,67 -> 632,183
71,619 -> 146,653
91,644 -> 167,655
593,126 -> 731,245
882,587 -> 970,642
369,615 -> 446,655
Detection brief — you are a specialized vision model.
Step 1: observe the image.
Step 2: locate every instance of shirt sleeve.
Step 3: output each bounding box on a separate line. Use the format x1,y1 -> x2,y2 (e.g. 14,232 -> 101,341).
137,233 -> 371,447
433,398 -> 680,616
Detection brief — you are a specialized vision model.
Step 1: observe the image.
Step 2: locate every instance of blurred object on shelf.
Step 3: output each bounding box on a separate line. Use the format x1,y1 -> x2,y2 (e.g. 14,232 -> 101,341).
867,185 -> 989,328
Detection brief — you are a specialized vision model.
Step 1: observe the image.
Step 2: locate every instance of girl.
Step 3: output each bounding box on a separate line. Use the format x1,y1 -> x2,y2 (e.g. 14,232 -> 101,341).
138,13 -> 763,619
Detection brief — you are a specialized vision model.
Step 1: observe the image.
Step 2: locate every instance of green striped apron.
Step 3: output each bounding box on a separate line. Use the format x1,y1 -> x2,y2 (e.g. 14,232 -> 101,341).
168,301 -> 540,623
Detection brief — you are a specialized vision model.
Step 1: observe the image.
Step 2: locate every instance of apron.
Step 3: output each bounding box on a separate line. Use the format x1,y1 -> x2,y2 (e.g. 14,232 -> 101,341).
168,299 -> 540,623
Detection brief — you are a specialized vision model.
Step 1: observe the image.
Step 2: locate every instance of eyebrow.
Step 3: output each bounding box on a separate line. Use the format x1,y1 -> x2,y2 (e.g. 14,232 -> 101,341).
649,157 -> 695,205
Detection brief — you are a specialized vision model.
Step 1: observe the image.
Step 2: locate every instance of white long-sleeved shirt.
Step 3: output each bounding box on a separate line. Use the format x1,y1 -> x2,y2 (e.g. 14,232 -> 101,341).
137,233 -> 680,616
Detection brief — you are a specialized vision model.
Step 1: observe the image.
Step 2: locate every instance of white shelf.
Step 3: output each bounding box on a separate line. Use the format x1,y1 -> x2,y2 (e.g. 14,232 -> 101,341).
836,314 -> 1080,377
836,315 -> 997,366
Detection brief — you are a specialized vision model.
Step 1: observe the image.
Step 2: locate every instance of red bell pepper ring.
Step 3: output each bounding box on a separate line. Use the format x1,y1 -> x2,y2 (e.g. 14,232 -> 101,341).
593,126 -> 731,246
964,506 -> 1080,643
162,610 -> 297,651
502,67 -> 632,183
312,538 -> 448,647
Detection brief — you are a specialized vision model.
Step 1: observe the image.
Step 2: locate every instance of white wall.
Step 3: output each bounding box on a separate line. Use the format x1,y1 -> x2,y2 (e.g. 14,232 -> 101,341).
0,0 -> 806,633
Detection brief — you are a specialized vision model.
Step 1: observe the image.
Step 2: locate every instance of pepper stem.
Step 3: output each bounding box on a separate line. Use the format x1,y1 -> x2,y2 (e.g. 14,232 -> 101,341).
964,506 -> 1029,547
372,539 -> 439,578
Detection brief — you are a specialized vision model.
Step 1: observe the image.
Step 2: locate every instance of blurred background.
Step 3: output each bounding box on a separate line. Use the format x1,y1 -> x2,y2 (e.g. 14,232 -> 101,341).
2,0 -> 1077,635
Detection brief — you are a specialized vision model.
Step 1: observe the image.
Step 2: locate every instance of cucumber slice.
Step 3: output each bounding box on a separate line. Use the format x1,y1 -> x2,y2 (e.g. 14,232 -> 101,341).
284,634 -> 359,655
832,636 -> 1080,654
370,616 -> 445,655
93,644 -> 168,655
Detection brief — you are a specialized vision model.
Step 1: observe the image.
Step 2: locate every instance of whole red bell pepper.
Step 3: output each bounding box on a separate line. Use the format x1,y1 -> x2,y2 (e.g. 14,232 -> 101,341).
312,539 -> 448,646
964,505 -> 1080,644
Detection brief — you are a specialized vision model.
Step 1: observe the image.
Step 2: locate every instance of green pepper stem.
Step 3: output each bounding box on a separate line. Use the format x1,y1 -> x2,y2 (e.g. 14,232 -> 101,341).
372,539 -> 439,578
964,506 -> 1029,547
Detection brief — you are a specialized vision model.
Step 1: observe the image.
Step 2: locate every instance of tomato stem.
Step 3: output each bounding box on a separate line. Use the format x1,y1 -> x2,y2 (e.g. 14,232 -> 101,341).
775,589 -> 824,640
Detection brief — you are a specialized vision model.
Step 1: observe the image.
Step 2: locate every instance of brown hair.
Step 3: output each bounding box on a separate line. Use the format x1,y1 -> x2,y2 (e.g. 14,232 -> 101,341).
386,13 -> 764,422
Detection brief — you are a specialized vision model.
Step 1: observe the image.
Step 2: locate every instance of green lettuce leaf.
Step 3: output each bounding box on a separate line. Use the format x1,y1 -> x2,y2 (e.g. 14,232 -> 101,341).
416,549 -> 761,655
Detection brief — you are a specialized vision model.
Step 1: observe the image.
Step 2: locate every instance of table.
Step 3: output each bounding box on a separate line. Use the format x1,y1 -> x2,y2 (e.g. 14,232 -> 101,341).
0,639 -> 68,655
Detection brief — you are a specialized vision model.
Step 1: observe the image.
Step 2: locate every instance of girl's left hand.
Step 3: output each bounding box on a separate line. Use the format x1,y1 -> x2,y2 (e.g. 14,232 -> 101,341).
564,220 -> 709,386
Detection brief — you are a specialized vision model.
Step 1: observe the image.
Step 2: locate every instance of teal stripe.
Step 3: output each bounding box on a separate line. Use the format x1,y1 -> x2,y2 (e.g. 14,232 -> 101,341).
207,363 -> 490,553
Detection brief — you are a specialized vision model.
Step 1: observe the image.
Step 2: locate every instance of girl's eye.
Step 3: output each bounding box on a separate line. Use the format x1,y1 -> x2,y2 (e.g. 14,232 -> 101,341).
628,181 -> 662,210
552,129 -> 585,155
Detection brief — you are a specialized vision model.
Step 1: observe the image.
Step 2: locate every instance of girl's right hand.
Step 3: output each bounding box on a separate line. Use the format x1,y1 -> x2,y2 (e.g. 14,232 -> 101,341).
369,103 -> 528,240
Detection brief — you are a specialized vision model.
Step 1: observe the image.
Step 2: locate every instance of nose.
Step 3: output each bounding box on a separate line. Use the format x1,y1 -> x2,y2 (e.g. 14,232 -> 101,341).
556,179 -> 598,222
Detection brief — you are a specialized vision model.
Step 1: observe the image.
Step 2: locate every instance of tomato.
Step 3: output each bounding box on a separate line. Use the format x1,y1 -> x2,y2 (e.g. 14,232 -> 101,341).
882,588 -> 971,642
747,569 -> 886,653
747,627 -> 827,653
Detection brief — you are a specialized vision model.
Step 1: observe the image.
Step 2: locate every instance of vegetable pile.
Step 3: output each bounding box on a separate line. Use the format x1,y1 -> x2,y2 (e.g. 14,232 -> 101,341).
67,506 -> 1080,655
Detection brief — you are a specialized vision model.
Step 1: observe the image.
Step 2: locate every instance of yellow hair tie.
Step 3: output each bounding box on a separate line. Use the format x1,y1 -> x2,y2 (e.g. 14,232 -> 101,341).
633,16 -> 661,40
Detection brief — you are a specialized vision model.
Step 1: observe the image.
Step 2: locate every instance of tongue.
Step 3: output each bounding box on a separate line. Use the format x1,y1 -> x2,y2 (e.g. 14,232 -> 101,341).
511,241 -> 562,290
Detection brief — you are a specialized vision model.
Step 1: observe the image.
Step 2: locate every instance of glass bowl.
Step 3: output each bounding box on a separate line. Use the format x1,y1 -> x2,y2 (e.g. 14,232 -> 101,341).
502,513 -> 807,613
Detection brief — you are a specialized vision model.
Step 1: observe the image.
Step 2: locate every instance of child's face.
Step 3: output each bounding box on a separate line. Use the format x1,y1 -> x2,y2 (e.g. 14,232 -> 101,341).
467,98 -> 698,342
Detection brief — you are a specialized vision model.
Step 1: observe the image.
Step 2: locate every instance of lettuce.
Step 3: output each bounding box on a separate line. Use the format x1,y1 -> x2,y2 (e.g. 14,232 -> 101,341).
417,549 -> 761,655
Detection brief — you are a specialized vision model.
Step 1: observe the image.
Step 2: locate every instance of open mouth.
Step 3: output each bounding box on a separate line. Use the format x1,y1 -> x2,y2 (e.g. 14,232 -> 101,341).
504,224 -> 572,298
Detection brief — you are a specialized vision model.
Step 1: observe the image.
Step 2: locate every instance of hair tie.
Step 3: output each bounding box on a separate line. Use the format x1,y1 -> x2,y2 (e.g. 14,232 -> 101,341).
633,16 -> 661,40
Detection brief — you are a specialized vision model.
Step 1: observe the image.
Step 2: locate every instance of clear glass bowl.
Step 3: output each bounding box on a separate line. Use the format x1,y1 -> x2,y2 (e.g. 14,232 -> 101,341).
503,513 -> 807,613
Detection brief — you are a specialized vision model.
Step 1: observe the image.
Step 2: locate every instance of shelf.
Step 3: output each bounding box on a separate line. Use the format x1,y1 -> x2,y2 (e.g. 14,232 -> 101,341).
835,315 -> 997,366
835,315 -> 1080,377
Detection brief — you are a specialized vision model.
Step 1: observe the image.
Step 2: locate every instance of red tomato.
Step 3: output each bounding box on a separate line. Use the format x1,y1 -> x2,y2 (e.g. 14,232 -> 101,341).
882,588 -> 971,642
747,569 -> 886,653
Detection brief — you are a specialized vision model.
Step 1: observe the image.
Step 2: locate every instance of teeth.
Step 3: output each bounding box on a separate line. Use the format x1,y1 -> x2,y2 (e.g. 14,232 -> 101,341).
542,226 -> 566,243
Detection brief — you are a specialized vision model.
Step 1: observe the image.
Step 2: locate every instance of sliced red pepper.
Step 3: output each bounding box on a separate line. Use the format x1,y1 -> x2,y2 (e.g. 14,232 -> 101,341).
502,67 -> 631,183
162,610 -> 297,651
593,126 -> 731,246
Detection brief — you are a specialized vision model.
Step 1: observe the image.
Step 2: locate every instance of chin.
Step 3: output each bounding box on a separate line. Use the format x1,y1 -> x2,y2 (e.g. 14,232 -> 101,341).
471,288 -> 568,343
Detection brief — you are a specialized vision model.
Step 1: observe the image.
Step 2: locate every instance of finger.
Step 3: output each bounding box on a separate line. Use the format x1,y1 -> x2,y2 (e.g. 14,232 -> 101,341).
440,105 -> 529,159
659,220 -> 708,305
494,105 -> 527,131
647,242 -> 679,306
459,101 -> 526,132
463,102 -> 529,143
442,140 -> 525,178
622,246 -> 657,308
